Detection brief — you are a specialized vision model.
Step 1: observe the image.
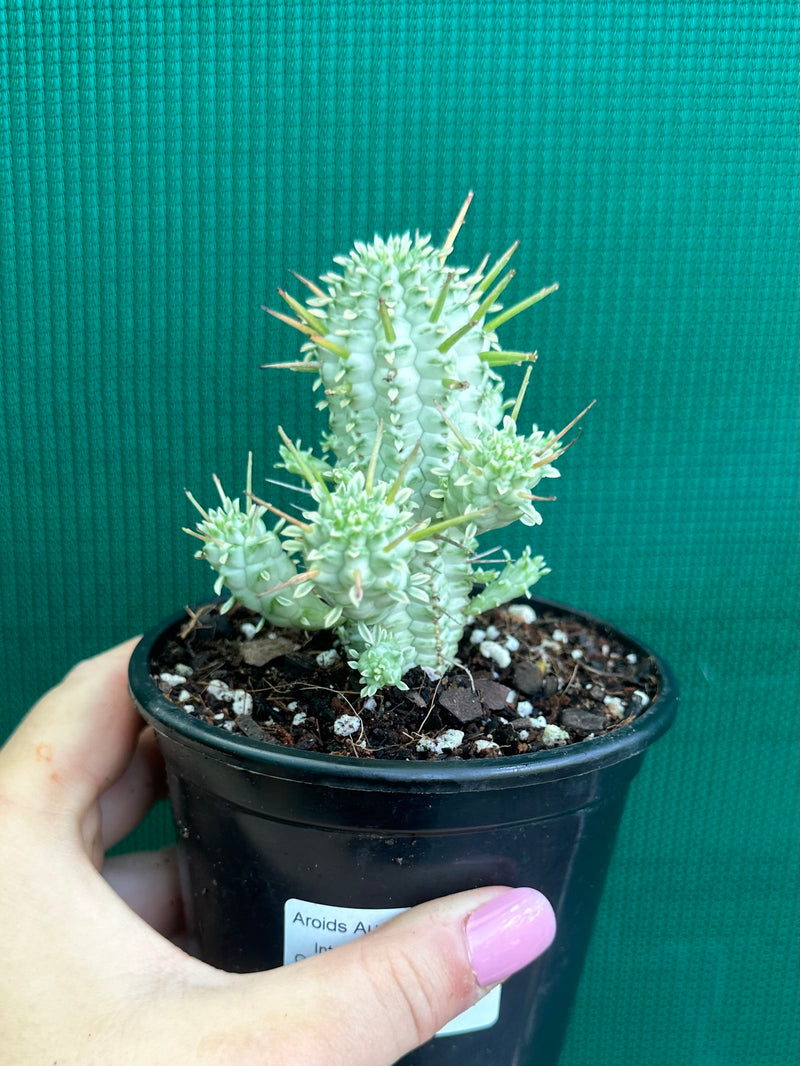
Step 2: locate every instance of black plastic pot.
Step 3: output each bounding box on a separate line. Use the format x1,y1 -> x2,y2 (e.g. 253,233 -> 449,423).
129,597 -> 677,1066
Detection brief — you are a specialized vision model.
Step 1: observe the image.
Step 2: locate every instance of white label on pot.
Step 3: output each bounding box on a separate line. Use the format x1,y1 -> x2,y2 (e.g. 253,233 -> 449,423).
283,897 -> 501,1037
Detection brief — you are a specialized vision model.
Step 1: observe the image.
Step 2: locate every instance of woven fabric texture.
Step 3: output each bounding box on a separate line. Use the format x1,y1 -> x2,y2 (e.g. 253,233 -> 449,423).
1,3 -> 797,1063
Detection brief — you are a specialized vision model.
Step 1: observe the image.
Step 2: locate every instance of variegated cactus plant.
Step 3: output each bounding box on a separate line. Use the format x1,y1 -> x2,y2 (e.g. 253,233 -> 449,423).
188,195 -> 590,695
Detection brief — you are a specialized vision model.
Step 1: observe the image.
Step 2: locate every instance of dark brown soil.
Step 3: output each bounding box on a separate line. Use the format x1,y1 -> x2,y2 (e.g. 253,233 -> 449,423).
150,602 -> 659,760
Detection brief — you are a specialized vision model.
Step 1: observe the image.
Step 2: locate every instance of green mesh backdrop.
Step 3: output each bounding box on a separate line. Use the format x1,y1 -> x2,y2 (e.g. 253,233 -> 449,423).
1,2 -> 797,1063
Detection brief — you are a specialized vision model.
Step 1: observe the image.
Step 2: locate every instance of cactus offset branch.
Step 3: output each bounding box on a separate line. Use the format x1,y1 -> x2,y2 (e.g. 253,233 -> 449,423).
190,198 -> 589,694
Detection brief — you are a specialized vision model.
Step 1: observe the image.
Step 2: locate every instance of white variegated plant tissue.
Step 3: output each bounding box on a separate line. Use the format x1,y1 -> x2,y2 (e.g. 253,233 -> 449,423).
188,195 -> 591,696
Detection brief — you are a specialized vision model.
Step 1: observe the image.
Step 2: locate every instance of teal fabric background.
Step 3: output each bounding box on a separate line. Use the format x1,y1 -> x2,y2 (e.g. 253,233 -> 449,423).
1,2 -> 797,1062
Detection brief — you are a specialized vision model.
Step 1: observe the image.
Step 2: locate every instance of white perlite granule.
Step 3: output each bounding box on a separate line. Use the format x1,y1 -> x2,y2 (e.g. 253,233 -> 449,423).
479,640 -> 512,669
506,604 -> 537,624
206,679 -> 232,701
315,648 -> 340,668
291,711 -> 308,726
542,723 -> 570,748
230,690 -> 253,716
603,696 -> 625,720
205,679 -> 252,716
416,729 -> 465,755
333,714 -> 361,738
159,672 -> 187,688
474,739 -> 500,753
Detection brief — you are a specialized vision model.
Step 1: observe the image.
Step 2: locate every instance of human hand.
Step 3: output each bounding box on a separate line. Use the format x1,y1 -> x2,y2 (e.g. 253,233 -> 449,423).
0,641 -> 556,1066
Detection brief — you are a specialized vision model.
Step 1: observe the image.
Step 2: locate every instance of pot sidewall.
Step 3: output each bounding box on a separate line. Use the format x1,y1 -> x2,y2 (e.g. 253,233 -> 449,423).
129,597 -> 678,1066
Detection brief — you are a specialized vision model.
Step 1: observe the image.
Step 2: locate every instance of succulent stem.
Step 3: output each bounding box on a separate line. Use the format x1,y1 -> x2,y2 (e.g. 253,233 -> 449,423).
193,201 -> 586,693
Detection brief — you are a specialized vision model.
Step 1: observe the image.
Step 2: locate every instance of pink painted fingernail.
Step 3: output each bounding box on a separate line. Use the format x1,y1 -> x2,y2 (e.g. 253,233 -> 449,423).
466,887 -> 556,987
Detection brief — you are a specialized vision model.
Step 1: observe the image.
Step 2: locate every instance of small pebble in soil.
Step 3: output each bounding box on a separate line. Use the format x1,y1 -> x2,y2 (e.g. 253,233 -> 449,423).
474,678 -> 514,712
513,661 -> 544,697
560,707 -> 606,735
439,687 -> 483,724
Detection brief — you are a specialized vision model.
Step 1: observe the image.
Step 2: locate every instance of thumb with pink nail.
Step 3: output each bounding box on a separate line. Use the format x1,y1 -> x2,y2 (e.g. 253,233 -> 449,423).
0,640 -> 557,1064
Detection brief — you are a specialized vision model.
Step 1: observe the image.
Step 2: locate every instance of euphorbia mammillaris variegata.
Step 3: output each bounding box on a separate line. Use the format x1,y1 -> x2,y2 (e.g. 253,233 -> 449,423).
188,195 -> 590,695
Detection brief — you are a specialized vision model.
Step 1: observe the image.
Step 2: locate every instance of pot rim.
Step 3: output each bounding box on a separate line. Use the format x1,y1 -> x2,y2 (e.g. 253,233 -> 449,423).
129,596 -> 678,792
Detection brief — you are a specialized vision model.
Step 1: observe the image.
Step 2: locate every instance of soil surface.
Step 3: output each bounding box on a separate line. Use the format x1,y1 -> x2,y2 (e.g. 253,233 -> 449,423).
150,602 -> 659,760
